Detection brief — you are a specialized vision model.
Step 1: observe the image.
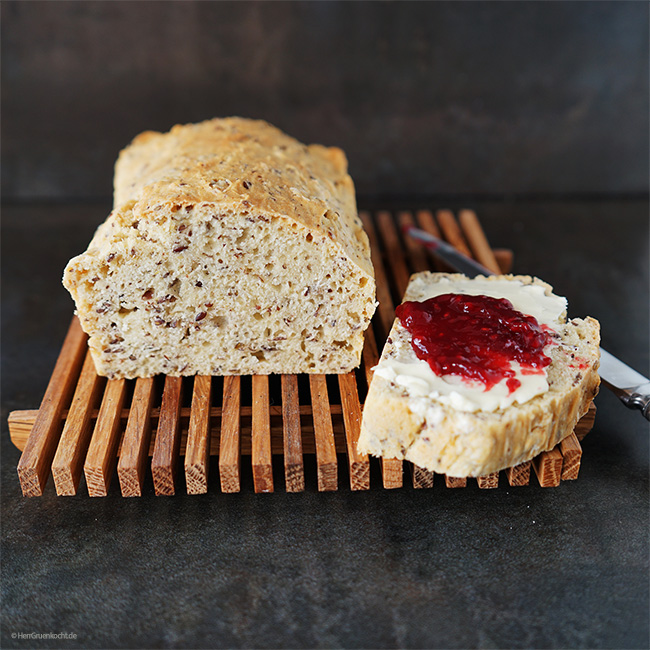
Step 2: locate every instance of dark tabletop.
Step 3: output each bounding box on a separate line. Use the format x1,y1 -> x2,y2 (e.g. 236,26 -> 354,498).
2,200 -> 648,650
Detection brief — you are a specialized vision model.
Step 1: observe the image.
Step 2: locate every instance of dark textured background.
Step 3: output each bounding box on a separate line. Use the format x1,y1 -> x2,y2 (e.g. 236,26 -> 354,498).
2,2 -> 649,649
2,0 -> 649,202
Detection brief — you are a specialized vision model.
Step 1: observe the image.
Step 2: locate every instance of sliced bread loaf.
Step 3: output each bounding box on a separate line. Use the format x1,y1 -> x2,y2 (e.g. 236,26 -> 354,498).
358,272 -> 600,478
63,118 -> 376,378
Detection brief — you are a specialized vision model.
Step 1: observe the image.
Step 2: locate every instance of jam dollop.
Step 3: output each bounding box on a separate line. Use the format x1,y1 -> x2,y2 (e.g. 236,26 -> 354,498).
395,293 -> 553,393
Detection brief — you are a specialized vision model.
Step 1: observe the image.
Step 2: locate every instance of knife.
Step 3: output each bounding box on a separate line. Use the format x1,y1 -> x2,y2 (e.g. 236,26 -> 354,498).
403,225 -> 650,420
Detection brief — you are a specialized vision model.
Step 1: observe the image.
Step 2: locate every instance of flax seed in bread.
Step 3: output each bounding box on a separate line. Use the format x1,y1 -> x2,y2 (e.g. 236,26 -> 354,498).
358,272 -> 600,478
63,118 -> 376,378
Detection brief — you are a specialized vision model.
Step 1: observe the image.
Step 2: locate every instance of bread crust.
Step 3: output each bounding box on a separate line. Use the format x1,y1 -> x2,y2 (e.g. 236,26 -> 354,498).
113,117 -> 373,278
358,272 -> 600,477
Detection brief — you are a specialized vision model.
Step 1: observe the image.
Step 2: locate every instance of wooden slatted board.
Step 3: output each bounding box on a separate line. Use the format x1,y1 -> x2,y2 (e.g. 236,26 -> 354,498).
10,210 -> 596,497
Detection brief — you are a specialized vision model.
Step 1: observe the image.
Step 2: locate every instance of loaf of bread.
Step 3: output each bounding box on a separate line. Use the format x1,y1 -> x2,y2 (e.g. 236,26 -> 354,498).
63,118 -> 377,378
358,272 -> 600,478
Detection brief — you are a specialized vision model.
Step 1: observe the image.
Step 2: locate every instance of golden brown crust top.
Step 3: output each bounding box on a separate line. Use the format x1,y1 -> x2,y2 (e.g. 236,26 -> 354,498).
113,117 -> 373,277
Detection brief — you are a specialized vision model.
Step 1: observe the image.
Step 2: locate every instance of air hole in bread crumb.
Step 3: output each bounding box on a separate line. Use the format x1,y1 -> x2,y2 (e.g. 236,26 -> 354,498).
252,350 -> 265,361
253,313 -> 263,321
306,233 -> 313,243
235,229 -> 249,245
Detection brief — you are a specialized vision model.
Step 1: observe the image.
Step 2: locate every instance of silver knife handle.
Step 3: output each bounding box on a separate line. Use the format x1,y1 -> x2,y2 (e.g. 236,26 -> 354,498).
608,382 -> 650,420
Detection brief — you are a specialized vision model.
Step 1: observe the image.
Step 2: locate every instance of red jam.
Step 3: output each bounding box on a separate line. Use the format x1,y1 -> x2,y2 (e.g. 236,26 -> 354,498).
395,294 -> 553,393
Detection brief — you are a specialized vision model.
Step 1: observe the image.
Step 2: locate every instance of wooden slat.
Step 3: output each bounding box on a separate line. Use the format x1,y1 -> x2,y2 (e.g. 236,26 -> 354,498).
533,448 -> 564,487
559,433 -> 582,480
506,461 -> 532,486
51,351 -> 104,496
84,379 -> 127,496
117,377 -> 156,497
419,210 -> 475,272
219,376 -> 241,493
436,209 -> 473,256
17,317 -> 87,496
445,475 -> 467,488
416,209 -> 443,238
477,472 -> 499,489
412,465 -> 435,489
376,459 -> 400,490
281,374 -> 304,492
458,209 -> 501,274
9,407 -> 350,455
361,211 -> 403,489
416,209 -> 449,272
184,376 -> 212,495
376,210 -> 411,300
378,453 -> 403,490
338,372 -> 369,490
11,403 -> 347,438
494,249 -> 514,274
251,375 -> 273,493
151,376 -> 183,496
399,211 -> 432,274
309,375 -> 338,491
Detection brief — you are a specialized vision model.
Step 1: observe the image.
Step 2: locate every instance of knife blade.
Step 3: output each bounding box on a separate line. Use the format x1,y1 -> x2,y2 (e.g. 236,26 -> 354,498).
598,350 -> 650,419
403,225 -> 650,420
404,226 -> 496,277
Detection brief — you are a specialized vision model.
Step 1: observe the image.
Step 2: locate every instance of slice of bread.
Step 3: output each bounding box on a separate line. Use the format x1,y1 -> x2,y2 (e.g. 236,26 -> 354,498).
63,118 -> 376,378
358,272 -> 600,478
